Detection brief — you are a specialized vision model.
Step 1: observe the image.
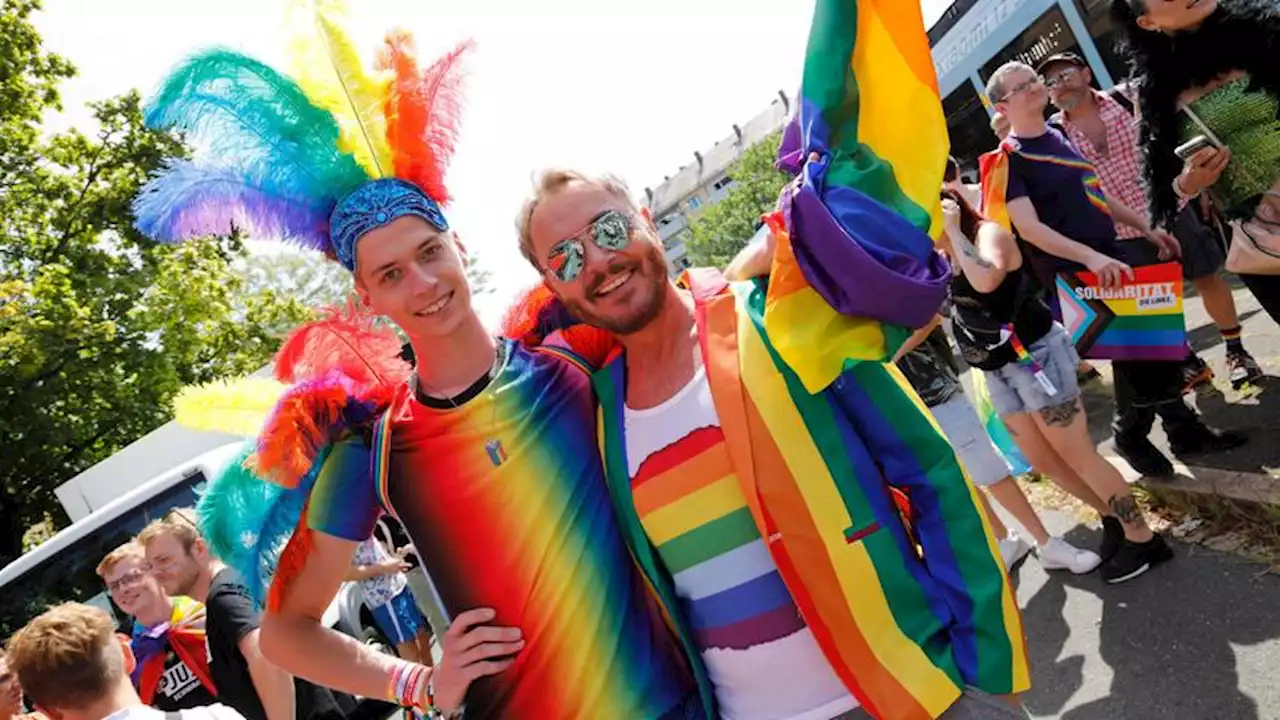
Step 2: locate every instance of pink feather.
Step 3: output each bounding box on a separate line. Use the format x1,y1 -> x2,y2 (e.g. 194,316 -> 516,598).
379,31 -> 473,205
273,300 -> 411,387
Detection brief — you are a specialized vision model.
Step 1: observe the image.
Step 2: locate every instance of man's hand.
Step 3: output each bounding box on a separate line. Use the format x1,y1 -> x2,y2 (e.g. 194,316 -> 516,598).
1178,147 -> 1231,197
427,608 -> 522,713
1145,229 -> 1182,261
1085,252 -> 1134,288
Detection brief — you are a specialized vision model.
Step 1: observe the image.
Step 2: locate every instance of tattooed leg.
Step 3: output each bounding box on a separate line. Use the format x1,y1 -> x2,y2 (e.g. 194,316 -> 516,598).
1038,399 -> 1082,428
1108,494 -> 1143,526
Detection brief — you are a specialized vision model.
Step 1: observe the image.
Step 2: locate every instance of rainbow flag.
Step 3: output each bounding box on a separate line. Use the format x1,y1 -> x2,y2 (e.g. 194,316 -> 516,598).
765,0 -> 951,393
1056,262 -> 1186,361
131,597 -> 216,704
970,371 -> 1033,476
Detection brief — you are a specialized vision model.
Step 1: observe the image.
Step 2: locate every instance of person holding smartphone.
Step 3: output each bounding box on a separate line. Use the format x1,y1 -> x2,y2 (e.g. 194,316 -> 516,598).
1111,0 -> 1280,323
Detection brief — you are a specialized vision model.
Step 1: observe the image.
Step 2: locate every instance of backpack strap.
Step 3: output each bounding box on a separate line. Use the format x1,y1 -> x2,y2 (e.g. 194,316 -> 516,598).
1108,85 -> 1136,116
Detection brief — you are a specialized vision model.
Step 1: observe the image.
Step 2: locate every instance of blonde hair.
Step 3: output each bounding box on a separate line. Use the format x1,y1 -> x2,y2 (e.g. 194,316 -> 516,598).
514,168 -> 636,269
136,507 -> 201,552
5,603 -> 123,710
95,541 -> 146,580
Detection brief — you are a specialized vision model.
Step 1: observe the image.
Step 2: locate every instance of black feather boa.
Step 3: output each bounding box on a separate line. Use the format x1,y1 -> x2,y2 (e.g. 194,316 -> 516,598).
1110,0 -> 1280,224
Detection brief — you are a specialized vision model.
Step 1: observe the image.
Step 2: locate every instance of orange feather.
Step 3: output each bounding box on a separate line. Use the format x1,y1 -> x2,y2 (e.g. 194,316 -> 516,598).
379,31 -> 472,205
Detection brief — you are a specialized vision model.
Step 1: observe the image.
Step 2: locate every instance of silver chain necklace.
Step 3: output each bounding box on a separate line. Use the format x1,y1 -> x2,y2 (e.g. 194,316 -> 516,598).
409,339 -> 510,466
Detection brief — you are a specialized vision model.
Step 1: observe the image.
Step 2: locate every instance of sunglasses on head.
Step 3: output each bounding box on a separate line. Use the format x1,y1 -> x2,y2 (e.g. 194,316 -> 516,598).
545,209 -> 634,283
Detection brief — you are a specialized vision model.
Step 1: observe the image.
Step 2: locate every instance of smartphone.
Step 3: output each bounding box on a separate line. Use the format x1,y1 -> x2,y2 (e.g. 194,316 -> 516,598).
1175,135 -> 1220,160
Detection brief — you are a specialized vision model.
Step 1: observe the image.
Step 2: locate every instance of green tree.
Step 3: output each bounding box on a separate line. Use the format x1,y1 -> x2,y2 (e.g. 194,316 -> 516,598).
237,251 -> 356,309
686,131 -> 790,268
0,0 -> 311,562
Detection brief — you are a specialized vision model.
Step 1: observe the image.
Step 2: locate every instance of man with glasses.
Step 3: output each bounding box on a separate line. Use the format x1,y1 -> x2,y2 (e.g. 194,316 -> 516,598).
984,60 -> 1244,497
1039,51 -> 1263,396
516,165 -> 1032,719
138,512 -> 350,720
95,542 -> 216,711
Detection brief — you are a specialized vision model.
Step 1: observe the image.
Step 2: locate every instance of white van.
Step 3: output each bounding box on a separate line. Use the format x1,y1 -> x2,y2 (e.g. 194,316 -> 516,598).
0,443 -> 242,638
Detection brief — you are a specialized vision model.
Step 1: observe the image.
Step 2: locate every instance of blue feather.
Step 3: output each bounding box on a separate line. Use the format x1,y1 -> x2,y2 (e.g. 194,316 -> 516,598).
196,440 -> 331,605
136,48 -> 368,249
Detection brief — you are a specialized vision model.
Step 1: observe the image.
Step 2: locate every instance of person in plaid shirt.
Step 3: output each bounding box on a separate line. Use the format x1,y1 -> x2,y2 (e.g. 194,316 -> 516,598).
1041,52 -> 1264,395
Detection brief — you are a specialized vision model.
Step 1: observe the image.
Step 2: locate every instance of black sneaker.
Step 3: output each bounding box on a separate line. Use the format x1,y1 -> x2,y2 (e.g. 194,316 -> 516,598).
1180,354 -> 1214,395
1226,350 -> 1263,390
1168,424 -> 1248,456
1101,535 -> 1174,584
1113,435 -> 1175,477
1099,516 -> 1124,564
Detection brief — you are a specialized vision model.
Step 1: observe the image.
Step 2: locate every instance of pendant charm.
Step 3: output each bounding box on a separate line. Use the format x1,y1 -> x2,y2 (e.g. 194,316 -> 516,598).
484,439 -> 507,467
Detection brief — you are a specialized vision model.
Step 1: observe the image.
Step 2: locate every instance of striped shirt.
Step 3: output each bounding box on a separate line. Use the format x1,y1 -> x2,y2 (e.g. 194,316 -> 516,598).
625,366 -> 856,720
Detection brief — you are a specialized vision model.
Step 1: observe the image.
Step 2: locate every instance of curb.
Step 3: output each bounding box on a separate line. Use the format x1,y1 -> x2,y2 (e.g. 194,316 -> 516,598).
1104,452 -> 1280,506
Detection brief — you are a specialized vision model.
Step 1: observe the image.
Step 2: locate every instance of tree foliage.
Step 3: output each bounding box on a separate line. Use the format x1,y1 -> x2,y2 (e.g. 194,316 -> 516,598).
686,131 -> 789,268
0,0 -> 312,562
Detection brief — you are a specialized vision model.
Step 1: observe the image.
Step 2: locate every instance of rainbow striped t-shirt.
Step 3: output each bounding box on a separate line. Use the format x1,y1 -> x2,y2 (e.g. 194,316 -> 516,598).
307,340 -> 694,720
624,366 -> 856,720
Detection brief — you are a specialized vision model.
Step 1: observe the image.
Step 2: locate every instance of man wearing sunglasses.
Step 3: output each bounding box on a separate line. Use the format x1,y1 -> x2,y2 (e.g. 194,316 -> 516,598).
516,165 -> 1031,719
96,542 -> 217,712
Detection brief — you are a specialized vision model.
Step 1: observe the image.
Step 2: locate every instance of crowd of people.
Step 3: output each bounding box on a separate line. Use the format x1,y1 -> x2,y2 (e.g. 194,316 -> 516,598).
6,1 -> 1280,719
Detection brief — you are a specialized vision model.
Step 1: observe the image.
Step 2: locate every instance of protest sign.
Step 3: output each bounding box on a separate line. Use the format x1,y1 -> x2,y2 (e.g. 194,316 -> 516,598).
1055,262 -> 1185,361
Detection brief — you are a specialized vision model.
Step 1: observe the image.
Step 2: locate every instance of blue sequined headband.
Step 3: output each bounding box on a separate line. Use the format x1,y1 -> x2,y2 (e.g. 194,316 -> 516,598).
329,178 -> 449,271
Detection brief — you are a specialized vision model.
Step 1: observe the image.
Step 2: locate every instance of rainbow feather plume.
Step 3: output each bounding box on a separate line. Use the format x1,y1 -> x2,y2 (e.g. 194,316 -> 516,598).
289,0 -> 395,179
172,377 -> 288,437
196,440 -> 327,604
134,48 -> 368,251
380,32 -> 472,205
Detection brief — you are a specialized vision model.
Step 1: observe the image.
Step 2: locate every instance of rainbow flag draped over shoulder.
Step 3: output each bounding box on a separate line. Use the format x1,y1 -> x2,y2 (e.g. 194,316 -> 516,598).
131,596 -> 216,704
766,0 -> 951,393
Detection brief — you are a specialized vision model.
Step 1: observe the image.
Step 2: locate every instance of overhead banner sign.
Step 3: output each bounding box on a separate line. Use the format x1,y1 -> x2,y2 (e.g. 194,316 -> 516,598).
1055,262 -> 1186,361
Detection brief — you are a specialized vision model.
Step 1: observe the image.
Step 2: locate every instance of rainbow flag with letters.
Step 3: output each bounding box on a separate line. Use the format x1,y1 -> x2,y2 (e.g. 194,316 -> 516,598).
1055,262 -> 1186,361
766,0 -> 951,393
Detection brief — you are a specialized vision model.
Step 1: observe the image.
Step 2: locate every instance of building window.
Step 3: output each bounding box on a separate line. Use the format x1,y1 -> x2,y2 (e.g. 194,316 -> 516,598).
658,215 -> 673,227
979,6 -> 1080,85
687,196 -> 703,211
712,176 -> 734,191
1072,0 -> 1129,84
942,83 -> 997,173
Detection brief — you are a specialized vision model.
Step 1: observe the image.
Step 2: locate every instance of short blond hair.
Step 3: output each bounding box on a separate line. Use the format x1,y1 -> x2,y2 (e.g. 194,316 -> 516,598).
514,169 -> 637,269
5,603 -> 123,710
95,541 -> 146,580
137,507 -> 201,552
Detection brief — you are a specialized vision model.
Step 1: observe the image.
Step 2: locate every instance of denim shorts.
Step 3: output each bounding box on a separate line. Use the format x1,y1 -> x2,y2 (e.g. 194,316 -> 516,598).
369,587 -> 427,645
930,395 -> 1013,487
983,324 -> 1081,417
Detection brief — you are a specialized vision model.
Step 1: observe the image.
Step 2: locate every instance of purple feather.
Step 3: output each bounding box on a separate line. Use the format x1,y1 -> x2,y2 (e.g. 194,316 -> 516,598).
133,160 -> 332,252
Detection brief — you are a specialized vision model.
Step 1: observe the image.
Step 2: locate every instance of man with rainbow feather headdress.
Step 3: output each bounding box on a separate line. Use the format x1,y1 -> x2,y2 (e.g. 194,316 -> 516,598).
137,4 -> 702,718
140,2 -> 1028,719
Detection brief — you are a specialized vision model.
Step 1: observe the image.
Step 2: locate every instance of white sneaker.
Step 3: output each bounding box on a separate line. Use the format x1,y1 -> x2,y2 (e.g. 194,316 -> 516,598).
1037,536 -> 1103,574
999,532 -> 1033,570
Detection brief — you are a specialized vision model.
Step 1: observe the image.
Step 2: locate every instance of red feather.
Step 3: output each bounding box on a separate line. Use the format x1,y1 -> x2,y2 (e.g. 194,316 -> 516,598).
273,301 -> 411,387
380,31 -> 473,205
501,282 -> 618,369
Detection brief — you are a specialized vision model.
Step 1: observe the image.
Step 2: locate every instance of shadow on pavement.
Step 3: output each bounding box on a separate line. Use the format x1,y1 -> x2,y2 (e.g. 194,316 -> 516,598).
1017,525 -> 1280,720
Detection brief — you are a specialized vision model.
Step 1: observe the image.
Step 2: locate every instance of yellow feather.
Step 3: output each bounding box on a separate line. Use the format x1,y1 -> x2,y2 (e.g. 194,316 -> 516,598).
287,0 -> 394,178
173,378 -> 287,436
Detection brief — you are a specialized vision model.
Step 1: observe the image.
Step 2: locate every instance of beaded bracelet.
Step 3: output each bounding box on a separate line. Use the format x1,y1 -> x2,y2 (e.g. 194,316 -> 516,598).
386,662 -> 430,708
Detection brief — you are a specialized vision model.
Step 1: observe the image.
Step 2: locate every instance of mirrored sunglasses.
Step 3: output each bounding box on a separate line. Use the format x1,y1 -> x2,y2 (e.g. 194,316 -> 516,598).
546,210 -> 634,283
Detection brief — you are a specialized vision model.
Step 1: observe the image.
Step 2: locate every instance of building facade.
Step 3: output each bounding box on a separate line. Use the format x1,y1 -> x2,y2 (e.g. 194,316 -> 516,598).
642,91 -> 791,274
930,0 -> 1127,177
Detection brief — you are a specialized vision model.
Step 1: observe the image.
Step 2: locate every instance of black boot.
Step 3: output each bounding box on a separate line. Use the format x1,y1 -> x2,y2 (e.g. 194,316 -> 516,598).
1168,423 -> 1248,456
1113,434 -> 1174,477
